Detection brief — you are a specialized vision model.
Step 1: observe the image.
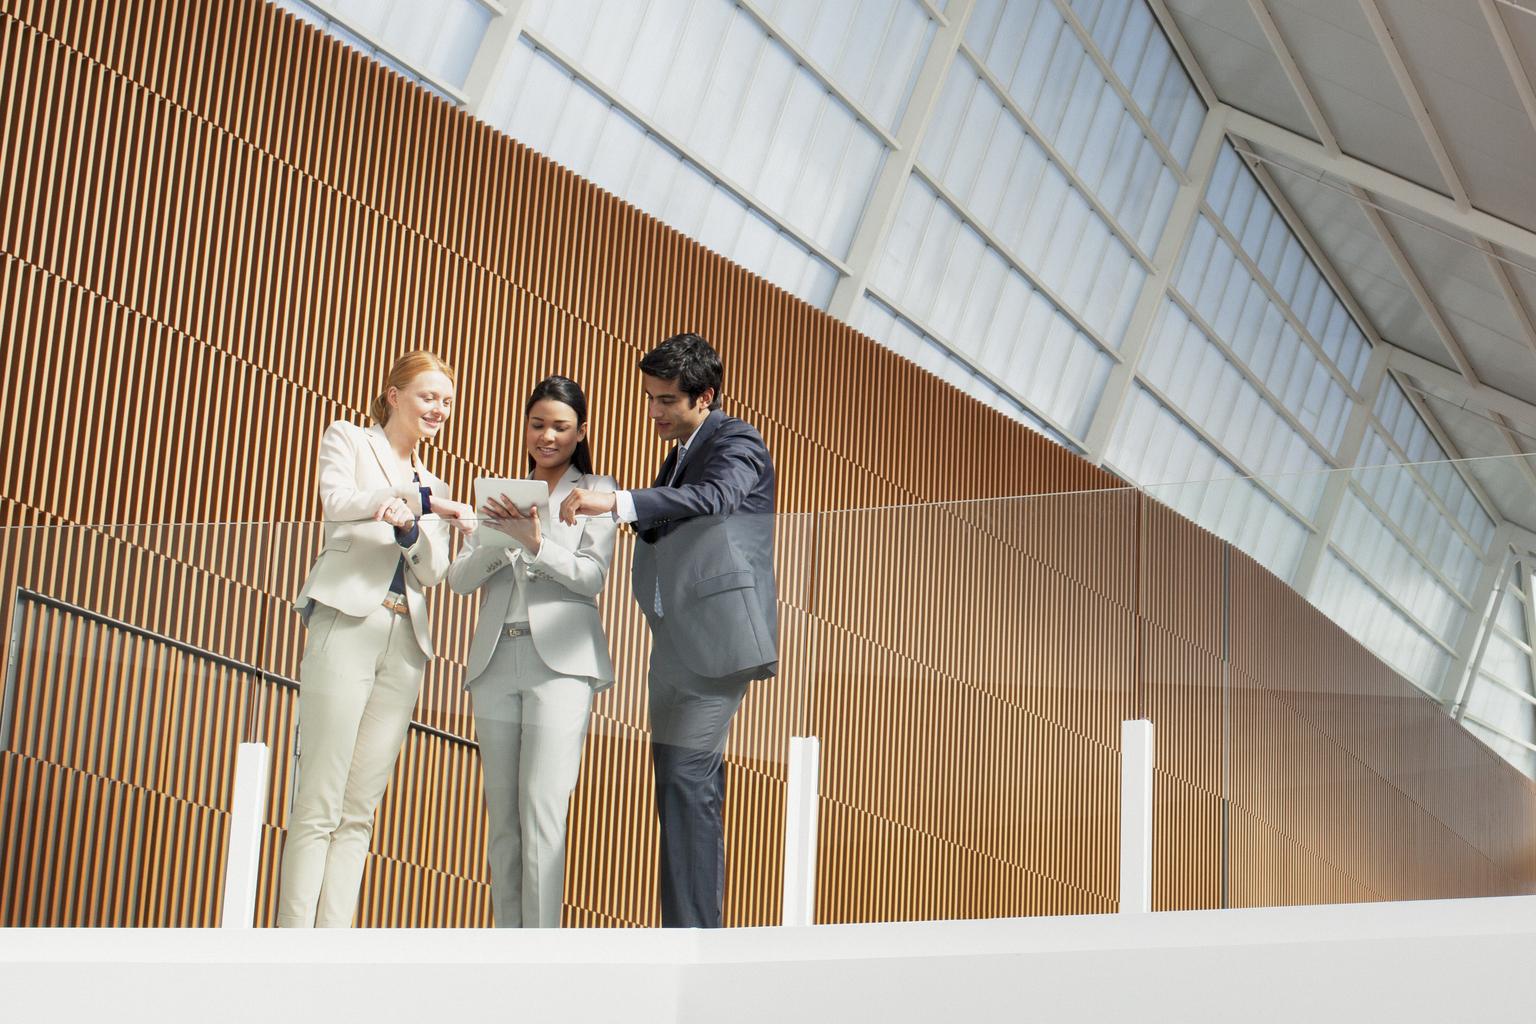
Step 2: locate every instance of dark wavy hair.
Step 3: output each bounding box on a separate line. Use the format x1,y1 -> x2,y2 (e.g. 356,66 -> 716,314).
525,375 -> 593,476
638,332 -> 723,410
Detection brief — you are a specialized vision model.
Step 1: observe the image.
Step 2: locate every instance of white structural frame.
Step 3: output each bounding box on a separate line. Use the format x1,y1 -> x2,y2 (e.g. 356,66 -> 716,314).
1456,556 -> 1536,758
277,0 -> 475,103
1443,523 -> 1516,711
1081,106 -> 1227,458
513,25 -> 855,277
827,0 -> 975,320
1053,0 -> 1536,747
300,0 -> 1536,769
1048,0 -> 1189,180
1150,0 -> 1536,752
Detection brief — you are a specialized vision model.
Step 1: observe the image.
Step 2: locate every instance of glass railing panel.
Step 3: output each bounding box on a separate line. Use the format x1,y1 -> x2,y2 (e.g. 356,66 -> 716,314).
0,520 -> 276,927
807,488 -> 1141,922
1146,454 -> 1536,909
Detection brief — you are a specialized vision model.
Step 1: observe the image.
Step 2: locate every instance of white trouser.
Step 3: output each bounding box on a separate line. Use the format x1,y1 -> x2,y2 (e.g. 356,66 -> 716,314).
277,602 -> 426,928
471,632 -> 593,928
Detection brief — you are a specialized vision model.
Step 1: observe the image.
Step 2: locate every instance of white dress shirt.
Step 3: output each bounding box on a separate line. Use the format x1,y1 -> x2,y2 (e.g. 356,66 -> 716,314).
503,486 -> 564,624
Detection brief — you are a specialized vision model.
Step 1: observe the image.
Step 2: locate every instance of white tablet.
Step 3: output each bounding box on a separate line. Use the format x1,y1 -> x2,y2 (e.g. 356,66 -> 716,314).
473,477 -> 549,517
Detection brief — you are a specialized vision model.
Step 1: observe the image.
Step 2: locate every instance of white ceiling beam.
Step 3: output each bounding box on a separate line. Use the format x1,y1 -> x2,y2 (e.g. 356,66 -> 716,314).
1234,152 -> 1513,527
1236,2 -> 1536,376
1355,195 -> 1479,381
1082,108 -> 1229,460
459,0 -> 532,115
1481,241 -> 1536,359
1475,241 -> 1536,483
1482,0 -> 1536,147
826,0 -> 974,320
1392,369 -> 1520,541
1511,521 -> 1536,556
1293,347 -> 1390,596
1352,4 -> 1536,492
1221,107 -> 1536,265
1518,559 -> 1536,743
1142,0 -> 1219,110
1382,342 -> 1536,436
1246,0 -> 1339,154
1444,524 -> 1515,712
1357,0 -> 1471,211
1347,194 -> 1536,487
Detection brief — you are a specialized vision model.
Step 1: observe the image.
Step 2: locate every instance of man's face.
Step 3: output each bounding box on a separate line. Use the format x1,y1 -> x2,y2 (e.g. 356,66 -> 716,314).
642,374 -> 713,443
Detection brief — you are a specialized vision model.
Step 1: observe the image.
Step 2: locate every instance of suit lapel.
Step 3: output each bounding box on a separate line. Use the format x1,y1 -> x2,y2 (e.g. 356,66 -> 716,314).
686,410 -> 726,465
365,424 -> 412,486
653,447 -> 679,488
536,465 -> 583,548
658,410 -> 726,486
548,464 -> 582,509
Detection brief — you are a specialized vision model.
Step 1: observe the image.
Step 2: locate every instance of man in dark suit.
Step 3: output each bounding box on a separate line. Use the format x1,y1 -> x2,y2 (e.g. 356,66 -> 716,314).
560,332 -> 777,928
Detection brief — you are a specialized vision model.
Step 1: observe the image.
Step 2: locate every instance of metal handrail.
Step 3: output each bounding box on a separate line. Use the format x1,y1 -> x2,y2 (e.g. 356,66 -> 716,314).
2,587 -> 475,752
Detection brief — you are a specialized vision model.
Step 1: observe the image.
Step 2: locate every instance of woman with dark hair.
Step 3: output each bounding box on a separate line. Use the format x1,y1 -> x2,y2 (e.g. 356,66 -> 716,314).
447,375 -> 617,928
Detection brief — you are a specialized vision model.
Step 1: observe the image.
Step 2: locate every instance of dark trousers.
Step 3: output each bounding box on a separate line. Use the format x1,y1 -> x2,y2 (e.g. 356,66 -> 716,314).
647,624 -> 749,928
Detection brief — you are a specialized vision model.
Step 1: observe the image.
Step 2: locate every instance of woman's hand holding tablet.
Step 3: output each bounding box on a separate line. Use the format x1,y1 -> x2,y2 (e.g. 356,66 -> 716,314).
473,478 -> 550,549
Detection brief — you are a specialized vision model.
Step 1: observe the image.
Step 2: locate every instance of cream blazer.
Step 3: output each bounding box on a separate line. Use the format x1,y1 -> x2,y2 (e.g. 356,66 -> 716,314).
294,420 -> 452,658
448,465 -> 617,689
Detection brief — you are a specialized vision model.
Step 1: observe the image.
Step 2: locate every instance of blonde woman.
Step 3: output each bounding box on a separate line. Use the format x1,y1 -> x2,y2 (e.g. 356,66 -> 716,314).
278,351 -> 472,928
449,375 -> 616,928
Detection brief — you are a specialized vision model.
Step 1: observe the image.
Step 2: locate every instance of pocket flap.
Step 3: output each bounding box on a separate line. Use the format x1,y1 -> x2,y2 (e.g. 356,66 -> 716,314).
323,535 -> 352,553
692,570 -> 754,599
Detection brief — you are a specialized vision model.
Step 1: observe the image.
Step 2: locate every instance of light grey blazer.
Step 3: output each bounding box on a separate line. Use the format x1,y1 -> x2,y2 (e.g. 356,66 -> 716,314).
294,420 -> 452,659
447,465 -> 617,690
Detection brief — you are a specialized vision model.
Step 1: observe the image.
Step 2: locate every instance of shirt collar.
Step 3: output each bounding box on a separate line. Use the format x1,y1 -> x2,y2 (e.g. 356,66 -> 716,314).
678,420 -> 706,457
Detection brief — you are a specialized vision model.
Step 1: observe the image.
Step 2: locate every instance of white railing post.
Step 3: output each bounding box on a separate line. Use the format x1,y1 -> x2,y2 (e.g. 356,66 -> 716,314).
1119,720 -> 1155,914
222,741 -> 272,928
780,735 -> 821,927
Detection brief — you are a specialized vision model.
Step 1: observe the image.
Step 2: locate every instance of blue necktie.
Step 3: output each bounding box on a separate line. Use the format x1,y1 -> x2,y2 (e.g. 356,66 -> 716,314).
654,445 -> 686,617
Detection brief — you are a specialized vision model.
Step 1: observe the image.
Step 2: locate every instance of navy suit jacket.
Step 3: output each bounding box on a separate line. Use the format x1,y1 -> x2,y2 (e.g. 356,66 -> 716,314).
630,410 -> 777,681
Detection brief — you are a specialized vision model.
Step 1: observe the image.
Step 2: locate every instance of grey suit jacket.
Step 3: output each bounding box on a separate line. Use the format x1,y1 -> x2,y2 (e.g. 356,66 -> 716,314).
630,410 -> 777,681
448,467 -> 618,689
294,420 -> 452,659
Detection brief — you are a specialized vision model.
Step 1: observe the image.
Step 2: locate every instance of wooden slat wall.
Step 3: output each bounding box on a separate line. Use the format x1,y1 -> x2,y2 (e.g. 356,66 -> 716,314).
0,0 -> 1532,928
1139,500 -> 1225,911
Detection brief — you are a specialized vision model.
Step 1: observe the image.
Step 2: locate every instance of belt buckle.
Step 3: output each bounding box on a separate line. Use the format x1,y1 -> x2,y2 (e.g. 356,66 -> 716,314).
503,623 -> 530,640
382,593 -> 408,615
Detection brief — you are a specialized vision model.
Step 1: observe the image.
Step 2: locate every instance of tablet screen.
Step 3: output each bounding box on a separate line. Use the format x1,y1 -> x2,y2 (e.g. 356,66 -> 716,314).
473,478 -> 550,517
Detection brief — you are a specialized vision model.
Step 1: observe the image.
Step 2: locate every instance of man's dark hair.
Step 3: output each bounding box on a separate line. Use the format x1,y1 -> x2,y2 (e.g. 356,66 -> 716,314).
638,332 -> 723,410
